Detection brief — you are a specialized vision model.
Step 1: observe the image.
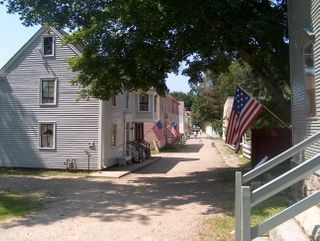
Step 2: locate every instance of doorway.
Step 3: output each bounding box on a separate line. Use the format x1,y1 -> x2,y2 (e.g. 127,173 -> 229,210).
134,123 -> 144,141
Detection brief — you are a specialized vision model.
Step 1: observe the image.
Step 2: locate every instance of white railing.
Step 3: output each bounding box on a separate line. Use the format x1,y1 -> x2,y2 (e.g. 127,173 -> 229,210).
242,143 -> 251,159
235,131 -> 320,241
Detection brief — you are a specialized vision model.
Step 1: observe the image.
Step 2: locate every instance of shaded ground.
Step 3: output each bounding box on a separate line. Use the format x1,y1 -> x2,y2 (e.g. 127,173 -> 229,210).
0,135 -> 242,241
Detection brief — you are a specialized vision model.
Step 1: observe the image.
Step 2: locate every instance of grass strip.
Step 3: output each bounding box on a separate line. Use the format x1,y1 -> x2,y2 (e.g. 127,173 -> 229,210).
0,191 -> 42,220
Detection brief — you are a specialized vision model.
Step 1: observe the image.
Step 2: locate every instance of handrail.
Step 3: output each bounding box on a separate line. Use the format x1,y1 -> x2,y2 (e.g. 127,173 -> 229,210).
251,191 -> 320,238
235,131 -> 320,241
251,153 -> 320,206
243,131 -> 320,183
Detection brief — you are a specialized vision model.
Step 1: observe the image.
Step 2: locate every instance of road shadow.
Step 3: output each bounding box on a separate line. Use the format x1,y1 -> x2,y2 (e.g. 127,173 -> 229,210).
133,157 -> 200,174
0,167 -> 237,229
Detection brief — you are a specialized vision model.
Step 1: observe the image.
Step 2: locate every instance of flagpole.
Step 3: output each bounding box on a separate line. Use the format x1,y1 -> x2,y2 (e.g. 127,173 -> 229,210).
261,105 -> 291,129
238,85 -> 291,130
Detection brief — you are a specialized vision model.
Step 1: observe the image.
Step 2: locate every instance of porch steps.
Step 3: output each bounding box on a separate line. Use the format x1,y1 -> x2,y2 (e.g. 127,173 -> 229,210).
295,206 -> 320,241
269,219 -> 309,241
256,206 -> 320,241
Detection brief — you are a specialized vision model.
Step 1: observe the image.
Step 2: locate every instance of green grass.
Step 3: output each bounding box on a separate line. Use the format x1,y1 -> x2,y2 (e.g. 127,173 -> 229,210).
0,191 -> 42,220
200,197 -> 289,241
0,168 -> 92,178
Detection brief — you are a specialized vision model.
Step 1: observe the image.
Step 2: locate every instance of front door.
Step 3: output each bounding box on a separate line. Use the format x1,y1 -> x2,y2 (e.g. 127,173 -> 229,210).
134,123 -> 144,141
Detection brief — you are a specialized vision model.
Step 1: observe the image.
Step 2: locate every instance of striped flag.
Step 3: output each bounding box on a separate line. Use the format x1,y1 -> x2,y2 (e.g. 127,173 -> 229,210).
167,122 -> 178,137
225,86 -> 263,152
152,120 -> 164,141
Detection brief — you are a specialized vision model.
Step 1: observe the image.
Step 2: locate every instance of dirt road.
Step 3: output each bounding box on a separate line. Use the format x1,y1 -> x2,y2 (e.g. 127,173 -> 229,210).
0,136 -> 238,241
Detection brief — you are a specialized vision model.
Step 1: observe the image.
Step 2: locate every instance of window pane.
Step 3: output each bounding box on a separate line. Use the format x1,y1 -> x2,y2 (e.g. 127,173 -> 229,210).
43,37 -> 53,56
41,124 -> 54,148
41,80 -> 55,104
126,92 -> 129,108
304,43 -> 316,117
112,124 -> 117,146
154,95 -> 157,112
139,95 -> 149,111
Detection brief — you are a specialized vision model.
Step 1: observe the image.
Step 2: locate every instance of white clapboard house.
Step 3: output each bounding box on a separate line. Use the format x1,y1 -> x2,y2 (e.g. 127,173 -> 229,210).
0,26 -> 180,170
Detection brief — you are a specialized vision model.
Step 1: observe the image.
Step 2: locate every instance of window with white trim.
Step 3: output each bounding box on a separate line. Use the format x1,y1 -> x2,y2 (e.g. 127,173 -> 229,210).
139,94 -> 149,111
39,122 -> 55,149
304,43 -> 316,117
111,124 -> 117,146
40,78 -> 57,105
43,36 -> 54,56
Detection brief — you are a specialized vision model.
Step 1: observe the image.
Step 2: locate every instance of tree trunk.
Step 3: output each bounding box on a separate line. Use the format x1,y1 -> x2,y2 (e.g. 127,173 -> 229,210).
239,50 -> 291,123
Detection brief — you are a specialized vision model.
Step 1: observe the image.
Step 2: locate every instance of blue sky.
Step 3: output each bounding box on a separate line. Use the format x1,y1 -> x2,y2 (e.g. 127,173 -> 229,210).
0,5 -> 190,93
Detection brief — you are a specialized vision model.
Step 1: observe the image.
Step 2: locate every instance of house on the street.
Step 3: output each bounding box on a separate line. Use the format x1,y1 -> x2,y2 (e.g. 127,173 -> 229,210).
144,93 -> 180,149
0,26 -> 180,170
288,0 -> 320,195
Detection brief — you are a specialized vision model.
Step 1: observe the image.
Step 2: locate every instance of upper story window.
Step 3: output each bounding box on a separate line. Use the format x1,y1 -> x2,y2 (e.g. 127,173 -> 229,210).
39,122 -> 56,149
154,95 -> 158,112
42,36 -> 55,57
304,43 -> 316,117
112,96 -> 117,106
125,92 -> 129,108
139,94 -> 149,111
40,78 -> 57,106
111,124 -> 117,146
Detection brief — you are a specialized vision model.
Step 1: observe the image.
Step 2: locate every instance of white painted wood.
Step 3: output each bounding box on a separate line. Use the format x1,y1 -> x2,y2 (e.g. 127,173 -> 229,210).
0,27 -> 100,170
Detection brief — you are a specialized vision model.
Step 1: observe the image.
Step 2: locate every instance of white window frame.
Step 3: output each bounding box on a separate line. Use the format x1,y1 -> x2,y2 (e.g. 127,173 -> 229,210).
138,94 -> 150,112
38,121 -> 56,150
42,35 -> 55,57
39,78 -> 57,106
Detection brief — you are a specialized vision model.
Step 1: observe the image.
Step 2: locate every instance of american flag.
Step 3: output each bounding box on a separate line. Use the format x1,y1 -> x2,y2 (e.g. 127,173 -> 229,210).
225,86 -> 263,152
152,120 -> 164,141
167,122 -> 178,137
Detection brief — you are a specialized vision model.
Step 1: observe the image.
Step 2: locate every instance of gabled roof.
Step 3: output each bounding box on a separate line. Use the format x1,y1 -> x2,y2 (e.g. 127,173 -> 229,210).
0,26 -> 82,74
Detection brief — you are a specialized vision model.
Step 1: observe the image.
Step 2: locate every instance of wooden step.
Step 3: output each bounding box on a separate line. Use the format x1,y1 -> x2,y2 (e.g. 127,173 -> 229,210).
295,206 -> 320,241
269,219 -> 310,241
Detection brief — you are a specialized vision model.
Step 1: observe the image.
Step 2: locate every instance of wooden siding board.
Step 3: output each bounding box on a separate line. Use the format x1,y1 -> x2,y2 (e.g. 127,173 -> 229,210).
0,28 -> 100,170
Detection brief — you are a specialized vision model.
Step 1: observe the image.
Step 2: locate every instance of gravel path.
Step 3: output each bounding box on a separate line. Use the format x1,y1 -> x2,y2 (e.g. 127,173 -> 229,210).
0,135 -> 238,241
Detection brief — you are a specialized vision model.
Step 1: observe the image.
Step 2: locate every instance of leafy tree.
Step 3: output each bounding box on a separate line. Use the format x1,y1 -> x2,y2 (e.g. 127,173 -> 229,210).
170,91 -> 194,110
212,62 -> 286,128
2,0 -> 290,120
191,80 -> 222,128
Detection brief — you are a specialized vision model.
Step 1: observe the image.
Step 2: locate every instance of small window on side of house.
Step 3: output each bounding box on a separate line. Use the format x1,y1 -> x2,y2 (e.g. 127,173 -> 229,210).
126,92 -> 129,108
43,36 -> 54,56
154,95 -> 157,112
304,43 -> 316,117
40,78 -> 57,106
112,96 -> 117,106
39,122 -> 55,149
139,94 -> 149,111
111,124 -> 117,146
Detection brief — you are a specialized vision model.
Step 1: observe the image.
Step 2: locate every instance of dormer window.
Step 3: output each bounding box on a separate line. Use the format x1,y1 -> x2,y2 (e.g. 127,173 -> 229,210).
43,36 -> 54,56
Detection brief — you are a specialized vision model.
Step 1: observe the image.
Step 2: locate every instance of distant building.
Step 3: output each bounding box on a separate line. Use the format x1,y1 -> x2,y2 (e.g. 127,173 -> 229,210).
178,101 -> 185,134
222,97 -> 234,140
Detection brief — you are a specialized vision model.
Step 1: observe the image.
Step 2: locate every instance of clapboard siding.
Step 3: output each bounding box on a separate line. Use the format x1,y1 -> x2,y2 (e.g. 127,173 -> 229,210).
0,27 -> 100,170
288,0 -> 320,161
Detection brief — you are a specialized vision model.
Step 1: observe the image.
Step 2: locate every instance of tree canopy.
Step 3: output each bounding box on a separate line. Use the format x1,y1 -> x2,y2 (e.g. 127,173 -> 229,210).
169,91 -> 194,111
2,0 -> 290,120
